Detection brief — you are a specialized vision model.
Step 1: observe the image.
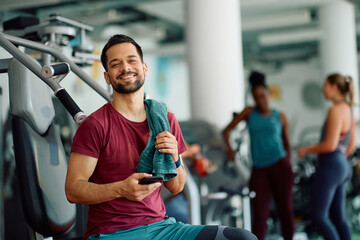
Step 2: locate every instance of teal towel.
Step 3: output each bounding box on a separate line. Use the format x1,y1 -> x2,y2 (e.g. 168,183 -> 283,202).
136,99 -> 178,181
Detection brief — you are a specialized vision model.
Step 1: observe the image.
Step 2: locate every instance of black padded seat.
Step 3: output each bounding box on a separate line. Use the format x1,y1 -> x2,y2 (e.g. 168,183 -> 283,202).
12,117 -> 75,236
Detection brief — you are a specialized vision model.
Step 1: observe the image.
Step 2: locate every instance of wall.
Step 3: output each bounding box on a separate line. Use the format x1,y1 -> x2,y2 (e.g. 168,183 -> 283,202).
264,58 -> 327,147
144,54 -> 191,120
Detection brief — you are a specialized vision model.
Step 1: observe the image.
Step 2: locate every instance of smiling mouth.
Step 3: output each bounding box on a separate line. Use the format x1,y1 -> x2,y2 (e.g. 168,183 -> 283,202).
119,74 -> 136,80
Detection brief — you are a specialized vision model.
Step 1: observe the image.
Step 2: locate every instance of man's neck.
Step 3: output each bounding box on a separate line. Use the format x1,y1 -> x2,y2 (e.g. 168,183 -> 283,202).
111,89 -> 146,122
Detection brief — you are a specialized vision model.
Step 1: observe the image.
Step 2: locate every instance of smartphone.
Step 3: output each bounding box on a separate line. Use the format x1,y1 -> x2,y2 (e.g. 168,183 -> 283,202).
139,176 -> 163,185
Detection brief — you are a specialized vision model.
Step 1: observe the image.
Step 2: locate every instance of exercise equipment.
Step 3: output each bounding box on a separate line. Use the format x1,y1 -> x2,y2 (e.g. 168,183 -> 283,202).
0,15 -> 111,240
179,120 -> 254,230
0,86 -> 4,240
9,54 -> 75,239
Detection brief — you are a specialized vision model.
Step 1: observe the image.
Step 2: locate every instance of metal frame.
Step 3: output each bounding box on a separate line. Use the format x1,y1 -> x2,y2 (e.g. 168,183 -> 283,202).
183,164 -> 201,225
0,58 -> 11,73
0,32 -> 111,102
0,86 -> 4,240
0,19 -> 108,239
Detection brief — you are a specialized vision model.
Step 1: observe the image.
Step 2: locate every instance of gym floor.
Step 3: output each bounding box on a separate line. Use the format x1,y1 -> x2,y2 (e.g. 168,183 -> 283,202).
265,231 -> 360,240
309,232 -> 360,240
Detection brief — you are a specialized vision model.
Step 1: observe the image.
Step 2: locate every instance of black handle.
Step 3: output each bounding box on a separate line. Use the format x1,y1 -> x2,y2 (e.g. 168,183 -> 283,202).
55,88 -> 86,123
42,63 -> 70,78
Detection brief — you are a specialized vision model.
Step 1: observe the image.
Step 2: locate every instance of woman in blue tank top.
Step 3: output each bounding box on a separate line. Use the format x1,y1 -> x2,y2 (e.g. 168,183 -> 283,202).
223,71 -> 295,240
298,73 -> 356,240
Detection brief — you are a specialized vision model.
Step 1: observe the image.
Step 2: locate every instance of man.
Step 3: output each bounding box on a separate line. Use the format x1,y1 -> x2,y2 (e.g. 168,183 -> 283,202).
65,34 -> 256,240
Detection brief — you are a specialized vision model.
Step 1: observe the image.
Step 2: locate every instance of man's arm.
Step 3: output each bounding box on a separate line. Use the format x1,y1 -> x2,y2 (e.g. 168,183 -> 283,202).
155,131 -> 186,194
65,152 -> 161,204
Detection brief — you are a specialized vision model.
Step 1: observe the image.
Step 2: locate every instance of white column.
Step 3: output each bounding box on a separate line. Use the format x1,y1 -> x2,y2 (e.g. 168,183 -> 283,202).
186,0 -> 244,129
319,0 -> 359,117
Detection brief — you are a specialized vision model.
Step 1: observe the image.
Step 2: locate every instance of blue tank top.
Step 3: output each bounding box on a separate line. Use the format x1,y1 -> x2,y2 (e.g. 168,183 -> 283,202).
247,108 -> 287,168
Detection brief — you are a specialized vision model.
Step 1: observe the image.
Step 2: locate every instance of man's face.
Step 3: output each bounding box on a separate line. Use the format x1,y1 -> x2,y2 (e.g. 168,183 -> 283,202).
104,43 -> 148,94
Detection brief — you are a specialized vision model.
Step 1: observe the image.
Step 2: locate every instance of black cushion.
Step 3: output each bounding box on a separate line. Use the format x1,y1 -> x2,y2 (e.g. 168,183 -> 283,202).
12,117 -> 75,237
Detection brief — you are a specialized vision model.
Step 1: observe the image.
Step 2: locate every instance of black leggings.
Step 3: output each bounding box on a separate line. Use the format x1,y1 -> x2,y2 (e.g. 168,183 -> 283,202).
194,226 -> 257,240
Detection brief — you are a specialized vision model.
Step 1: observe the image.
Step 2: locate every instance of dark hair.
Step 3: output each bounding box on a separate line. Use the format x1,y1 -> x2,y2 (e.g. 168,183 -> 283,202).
249,71 -> 267,90
326,73 -> 354,105
100,34 -> 143,71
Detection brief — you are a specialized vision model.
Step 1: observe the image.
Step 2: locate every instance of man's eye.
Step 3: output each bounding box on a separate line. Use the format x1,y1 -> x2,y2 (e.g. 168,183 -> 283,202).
111,63 -> 119,68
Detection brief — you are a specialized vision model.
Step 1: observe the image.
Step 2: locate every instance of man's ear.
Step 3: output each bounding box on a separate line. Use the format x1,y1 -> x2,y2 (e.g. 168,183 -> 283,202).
143,62 -> 148,77
104,71 -> 110,85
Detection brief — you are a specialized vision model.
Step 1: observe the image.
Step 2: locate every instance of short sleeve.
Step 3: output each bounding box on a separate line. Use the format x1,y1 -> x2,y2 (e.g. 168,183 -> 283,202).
167,112 -> 187,155
71,116 -> 104,159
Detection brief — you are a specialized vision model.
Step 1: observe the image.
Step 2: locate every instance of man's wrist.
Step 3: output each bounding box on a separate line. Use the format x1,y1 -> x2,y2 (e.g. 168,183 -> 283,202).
113,181 -> 123,199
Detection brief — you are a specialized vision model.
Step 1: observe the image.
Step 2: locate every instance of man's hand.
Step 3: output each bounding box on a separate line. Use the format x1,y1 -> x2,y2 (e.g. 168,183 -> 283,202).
118,173 -> 162,202
66,153 -> 161,204
155,131 -> 179,162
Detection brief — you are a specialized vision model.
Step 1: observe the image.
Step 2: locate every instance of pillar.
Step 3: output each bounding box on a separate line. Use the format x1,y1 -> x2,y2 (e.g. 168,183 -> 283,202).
319,0 -> 359,117
186,0 -> 244,129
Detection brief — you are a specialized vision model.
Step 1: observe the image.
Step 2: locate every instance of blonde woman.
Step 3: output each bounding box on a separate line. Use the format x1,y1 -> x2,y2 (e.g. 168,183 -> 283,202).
298,73 -> 356,240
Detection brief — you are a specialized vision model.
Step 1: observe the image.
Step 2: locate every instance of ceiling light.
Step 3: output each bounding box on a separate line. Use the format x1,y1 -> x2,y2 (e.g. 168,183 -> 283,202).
242,9 -> 312,31
258,28 -> 323,46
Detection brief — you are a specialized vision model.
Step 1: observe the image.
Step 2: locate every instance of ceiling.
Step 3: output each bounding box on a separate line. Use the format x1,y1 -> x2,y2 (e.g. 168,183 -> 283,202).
1,0 -> 360,67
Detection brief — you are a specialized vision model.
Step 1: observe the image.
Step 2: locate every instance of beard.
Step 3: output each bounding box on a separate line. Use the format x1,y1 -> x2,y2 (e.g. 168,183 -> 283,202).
110,71 -> 145,94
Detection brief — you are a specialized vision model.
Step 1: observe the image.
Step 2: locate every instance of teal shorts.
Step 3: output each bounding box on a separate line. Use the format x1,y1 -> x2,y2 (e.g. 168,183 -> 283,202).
88,217 -> 204,240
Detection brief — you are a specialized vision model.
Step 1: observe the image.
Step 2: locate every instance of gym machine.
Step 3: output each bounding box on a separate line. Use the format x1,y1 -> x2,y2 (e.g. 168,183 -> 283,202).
0,15 -> 111,240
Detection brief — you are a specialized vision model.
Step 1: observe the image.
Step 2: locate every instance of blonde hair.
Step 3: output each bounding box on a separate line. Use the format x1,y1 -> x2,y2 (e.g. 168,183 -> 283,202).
326,73 -> 354,106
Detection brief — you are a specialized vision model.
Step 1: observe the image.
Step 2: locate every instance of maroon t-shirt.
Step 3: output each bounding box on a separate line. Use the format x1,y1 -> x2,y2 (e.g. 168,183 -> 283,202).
70,102 -> 187,239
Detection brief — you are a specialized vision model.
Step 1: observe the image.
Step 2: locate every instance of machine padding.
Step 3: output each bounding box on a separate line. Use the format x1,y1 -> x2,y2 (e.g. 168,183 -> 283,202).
8,57 -> 55,135
12,117 -> 76,236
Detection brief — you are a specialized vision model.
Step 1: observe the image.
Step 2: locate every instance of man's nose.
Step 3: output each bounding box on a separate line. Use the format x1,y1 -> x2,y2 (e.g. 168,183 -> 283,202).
121,61 -> 131,72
